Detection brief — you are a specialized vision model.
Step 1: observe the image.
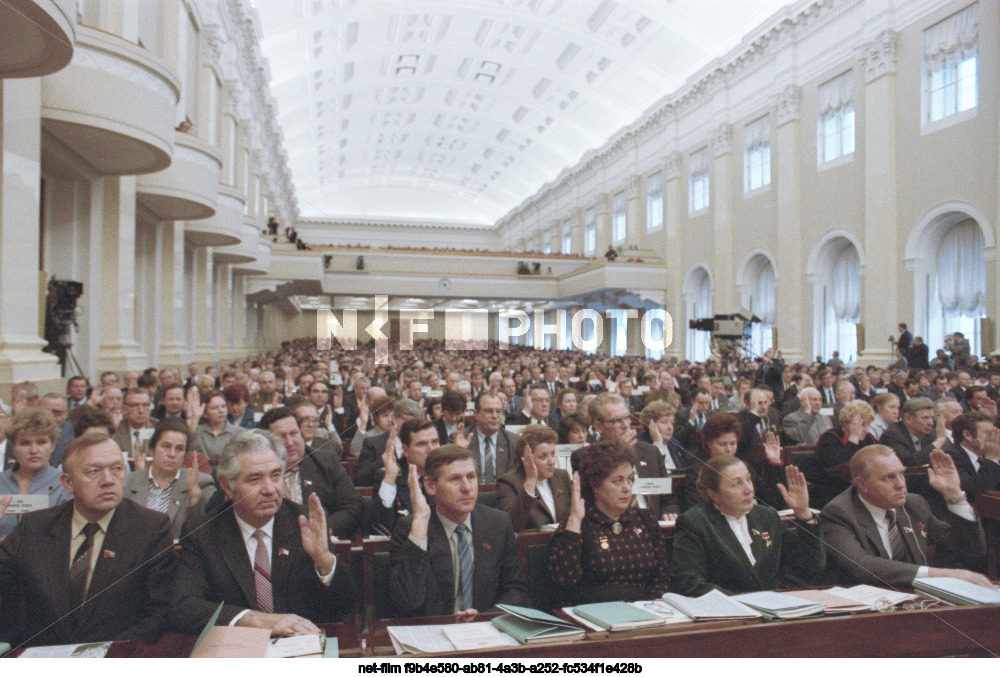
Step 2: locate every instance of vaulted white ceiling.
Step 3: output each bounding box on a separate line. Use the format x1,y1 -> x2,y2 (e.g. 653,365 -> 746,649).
251,0 -> 792,226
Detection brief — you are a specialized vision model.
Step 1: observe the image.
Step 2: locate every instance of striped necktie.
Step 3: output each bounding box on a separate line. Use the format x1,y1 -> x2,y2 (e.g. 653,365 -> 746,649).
482,436 -> 495,483
252,530 -> 273,613
887,510 -> 910,563
455,524 -> 474,611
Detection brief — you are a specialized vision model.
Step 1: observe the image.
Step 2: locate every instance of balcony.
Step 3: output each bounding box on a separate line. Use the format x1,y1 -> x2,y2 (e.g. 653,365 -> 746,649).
184,185 -> 243,247
0,0 -> 75,78
214,219 -> 260,265
234,238 -> 271,275
137,133 -> 222,221
40,25 -> 179,176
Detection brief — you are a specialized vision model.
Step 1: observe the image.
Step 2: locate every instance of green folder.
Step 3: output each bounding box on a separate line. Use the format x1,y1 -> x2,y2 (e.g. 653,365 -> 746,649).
492,604 -> 584,644
571,601 -> 665,631
189,601 -> 226,656
0,642 -> 10,656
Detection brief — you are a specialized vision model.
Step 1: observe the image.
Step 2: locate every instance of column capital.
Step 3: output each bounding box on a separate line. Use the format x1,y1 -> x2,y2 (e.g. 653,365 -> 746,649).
625,175 -> 642,200
712,123 -> 733,158
664,151 -> 682,181
774,85 -> 801,126
864,30 -> 898,84
201,24 -> 224,69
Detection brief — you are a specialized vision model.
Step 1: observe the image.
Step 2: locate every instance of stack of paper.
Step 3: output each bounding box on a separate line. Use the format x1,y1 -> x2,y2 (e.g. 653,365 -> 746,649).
913,578 -> 1000,606
730,591 -> 825,621
388,623 -> 519,654
491,605 -> 584,644
660,589 -> 762,621
569,601 -> 665,631
825,585 -> 918,609
777,589 -> 871,614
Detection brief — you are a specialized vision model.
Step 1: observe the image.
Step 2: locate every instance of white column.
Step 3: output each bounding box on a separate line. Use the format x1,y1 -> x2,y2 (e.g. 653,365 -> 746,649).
774,86 -> 807,363
625,176 -> 642,247
859,31 -> 899,364
0,79 -> 60,392
594,193 -> 611,256
96,175 -> 147,371
231,275 -> 249,358
711,123 -> 735,312
663,152 -> 684,359
192,246 -> 216,363
215,262 -> 233,361
157,222 -> 190,368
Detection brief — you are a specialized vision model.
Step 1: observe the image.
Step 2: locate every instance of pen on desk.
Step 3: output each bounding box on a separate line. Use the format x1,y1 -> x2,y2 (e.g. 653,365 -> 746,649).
271,637 -> 280,644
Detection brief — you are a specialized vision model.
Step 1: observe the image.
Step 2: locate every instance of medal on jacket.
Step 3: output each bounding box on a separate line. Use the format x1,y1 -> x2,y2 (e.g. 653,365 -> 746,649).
611,522 -> 623,535
599,535 -> 610,550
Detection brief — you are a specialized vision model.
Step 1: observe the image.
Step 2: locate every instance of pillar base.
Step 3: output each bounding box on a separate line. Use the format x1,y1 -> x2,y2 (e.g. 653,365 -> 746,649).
0,333 -> 61,397
96,341 -> 148,372
157,344 -> 192,370
858,348 -> 894,367
193,343 -> 218,365
777,350 -> 808,365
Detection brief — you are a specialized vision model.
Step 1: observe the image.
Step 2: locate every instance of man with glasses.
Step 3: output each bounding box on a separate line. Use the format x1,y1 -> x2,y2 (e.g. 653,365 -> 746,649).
462,392 -> 516,484
505,383 -> 557,428
587,393 -> 676,520
112,389 -> 159,466
0,433 -> 176,646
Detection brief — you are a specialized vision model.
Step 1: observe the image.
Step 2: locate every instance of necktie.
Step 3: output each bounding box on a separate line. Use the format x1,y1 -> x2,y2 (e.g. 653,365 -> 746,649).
696,414 -> 704,429
455,524 -> 474,611
133,430 -> 141,456
482,436 -> 495,484
252,530 -> 273,613
69,522 -> 101,608
887,510 -> 910,563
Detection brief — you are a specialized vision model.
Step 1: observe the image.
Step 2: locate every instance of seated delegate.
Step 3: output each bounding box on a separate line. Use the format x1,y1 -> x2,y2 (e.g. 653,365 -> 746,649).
670,454 -> 825,596
496,424 -> 571,530
548,439 -> 670,604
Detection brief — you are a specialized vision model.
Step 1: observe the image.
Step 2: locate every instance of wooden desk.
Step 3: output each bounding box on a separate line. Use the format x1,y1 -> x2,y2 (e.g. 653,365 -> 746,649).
365,604 -> 1000,658
7,622 -> 364,658
975,492 -> 1000,579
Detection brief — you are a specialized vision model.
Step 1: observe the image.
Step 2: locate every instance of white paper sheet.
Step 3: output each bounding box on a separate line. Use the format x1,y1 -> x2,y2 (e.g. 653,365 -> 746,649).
265,634 -> 324,658
0,494 -> 49,515
441,622 -> 520,650
20,642 -> 112,658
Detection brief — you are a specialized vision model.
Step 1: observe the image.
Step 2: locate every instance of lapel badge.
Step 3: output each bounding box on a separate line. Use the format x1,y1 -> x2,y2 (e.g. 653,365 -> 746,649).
303,479 -> 313,486
173,500 -> 180,506
633,527 -> 643,536
102,550 -> 116,559
915,522 -> 927,539
599,536 -> 610,550
751,529 -> 772,548
611,522 -> 623,535
482,544 -> 491,552
278,548 -> 290,556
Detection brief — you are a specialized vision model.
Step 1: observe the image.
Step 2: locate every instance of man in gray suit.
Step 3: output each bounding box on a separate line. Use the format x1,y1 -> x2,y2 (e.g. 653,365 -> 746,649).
459,392 -> 516,484
112,389 -> 158,463
781,387 -> 832,446
879,397 -> 939,466
820,445 -> 989,588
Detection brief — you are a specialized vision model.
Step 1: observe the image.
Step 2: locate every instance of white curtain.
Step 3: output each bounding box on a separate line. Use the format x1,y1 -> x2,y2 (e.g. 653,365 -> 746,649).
938,219 -> 985,315
925,2 -> 979,67
818,71 -> 854,115
744,115 -> 770,148
647,171 -> 662,196
831,245 -> 860,322
689,148 -> 709,174
755,260 -> 776,324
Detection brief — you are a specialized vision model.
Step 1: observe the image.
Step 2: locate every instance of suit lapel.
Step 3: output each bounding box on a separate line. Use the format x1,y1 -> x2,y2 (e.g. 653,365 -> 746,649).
48,503 -> 76,624
850,493 -> 890,559
428,514 -> 456,612
470,508 -> 487,611
706,507 -> 757,580
745,509 -> 768,585
269,505 -> 297,613
218,511 -> 257,607
77,503 -> 130,631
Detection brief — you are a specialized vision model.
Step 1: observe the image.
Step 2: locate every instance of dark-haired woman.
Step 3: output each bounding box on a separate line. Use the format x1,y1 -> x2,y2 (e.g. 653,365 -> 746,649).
547,439 -> 669,604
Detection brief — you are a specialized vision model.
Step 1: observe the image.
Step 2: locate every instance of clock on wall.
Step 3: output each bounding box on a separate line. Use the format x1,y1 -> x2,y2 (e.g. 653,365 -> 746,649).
438,278 -> 452,292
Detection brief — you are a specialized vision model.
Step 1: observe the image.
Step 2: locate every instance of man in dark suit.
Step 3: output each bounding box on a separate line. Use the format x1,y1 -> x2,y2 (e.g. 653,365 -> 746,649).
434,390 -> 469,445
908,336 -> 930,369
355,398 -> 424,487
948,412 -> 1000,503
261,407 -> 362,539
736,387 -> 773,463
589,393 -> 676,517
169,429 -> 354,635
464,391 -> 516,484
505,383 -> 557,428
895,322 -> 913,357
819,445 -> 989,588
112,388 -> 159,461
371,419 -> 440,536
0,433 -> 176,647
879,397 -> 938,466
673,387 -> 711,459
389,446 -> 528,617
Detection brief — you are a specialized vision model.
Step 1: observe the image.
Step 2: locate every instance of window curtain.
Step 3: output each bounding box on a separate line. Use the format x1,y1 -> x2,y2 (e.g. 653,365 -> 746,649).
818,71 -> 854,115
925,3 -> 979,67
755,260 -> 776,325
831,245 -> 860,322
745,115 -> 770,149
937,219 -> 985,315
689,148 -> 708,175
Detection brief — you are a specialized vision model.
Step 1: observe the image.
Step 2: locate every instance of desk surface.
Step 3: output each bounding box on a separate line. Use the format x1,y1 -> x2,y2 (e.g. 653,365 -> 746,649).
368,602 -> 1000,658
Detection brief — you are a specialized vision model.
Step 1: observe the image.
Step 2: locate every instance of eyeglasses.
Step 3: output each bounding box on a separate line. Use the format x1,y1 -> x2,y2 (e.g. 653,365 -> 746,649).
601,416 -> 632,427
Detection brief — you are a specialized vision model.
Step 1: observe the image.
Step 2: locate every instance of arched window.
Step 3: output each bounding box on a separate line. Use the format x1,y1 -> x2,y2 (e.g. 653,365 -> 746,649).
825,243 -> 860,361
936,218 -> 985,353
686,267 -> 712,362
741,256 -> 775,357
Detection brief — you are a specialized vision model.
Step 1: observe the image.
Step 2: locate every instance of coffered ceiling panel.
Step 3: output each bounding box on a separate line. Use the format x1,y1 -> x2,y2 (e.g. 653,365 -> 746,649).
251,0 -> 792,226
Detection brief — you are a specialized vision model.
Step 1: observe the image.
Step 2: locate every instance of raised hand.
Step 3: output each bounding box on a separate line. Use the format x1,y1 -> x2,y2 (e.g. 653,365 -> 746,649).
298,492 -> 336,573
566,471 -> 586,534
185,388 -> 204,431
928,449 -> 964,502
521,444 -> 538,496
763,430 -> 782,464
185,465 -> 202,505
408,463 -> 431,542
620,425 -> 638,446
133,451 -> 147,471
845,414 -> 865,444
453,422 -> 473,449
357,398 -> 370,430
382,423 -> 400,485
776,465 -> 812,520
87,384 -> 104,407
978,396 -> 998,419
0,494 -> 11,520
649,422 -> 664,445
981,427 -> 1000,462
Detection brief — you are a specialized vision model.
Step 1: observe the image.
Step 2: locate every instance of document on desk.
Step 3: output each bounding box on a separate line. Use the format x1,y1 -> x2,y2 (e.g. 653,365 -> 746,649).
826,585 -> 917,609
913,577 -> 1000,606
190,626 -> 271,657
387,625 -> 457,654
265,634 -> 325,658
660,589 -> 761,620
441,622 -> 520,650
20,642 -> 113,658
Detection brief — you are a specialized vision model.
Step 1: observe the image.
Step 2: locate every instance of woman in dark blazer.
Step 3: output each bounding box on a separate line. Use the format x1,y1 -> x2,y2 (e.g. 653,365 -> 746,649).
670,454 -> 824,596
497,424 -> 571,530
